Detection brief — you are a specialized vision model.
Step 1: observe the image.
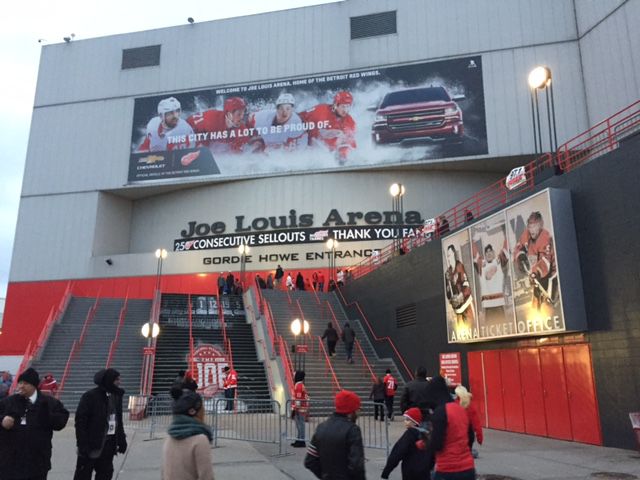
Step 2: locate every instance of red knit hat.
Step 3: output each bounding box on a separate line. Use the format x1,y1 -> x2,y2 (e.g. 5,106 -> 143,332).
403,407 -> 422,426
335,390 -> 361,414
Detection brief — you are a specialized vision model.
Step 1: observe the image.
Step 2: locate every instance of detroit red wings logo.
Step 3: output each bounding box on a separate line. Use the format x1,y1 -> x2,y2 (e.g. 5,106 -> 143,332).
192,344 -> 228,397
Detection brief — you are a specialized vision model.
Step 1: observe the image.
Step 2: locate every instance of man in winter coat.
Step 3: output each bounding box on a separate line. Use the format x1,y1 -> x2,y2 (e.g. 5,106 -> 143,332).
274,265 -> 284,288
341,323 -> 356,364
321,322 -> 339,356
305,390 -> 365,480
383,369 -> 398,420
0,367 -> 69,479
73,368 -> 127,480
400,367 -> 451,419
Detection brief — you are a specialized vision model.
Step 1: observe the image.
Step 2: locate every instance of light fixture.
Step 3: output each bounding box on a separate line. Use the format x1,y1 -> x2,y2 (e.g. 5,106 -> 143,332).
141,322 -> 160,338
238,244 -> 250,255
389,183 -> 406,197
303,320 -> 310,335
528,66 -> 551,89
291,318 -> 301,336
188,17 -> 195,24
155,248 -> 168,259
63,33 -> 75,43
105,258 -> 113,266
326,238 -> 338,250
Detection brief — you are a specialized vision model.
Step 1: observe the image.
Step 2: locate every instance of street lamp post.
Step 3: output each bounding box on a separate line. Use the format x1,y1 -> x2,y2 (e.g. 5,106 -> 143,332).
155,248 -> 168,293
290,318 -> 310,371
238,244 -> 250,286
528,66 -> 558,154
389,183 -> 406,253
140,321 -> 160,395
326,238 -> 339,286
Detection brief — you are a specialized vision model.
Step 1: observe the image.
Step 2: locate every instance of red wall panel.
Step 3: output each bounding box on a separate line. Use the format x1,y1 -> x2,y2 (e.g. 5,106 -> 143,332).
499,349 -> 525,433
539,346 -> 573,441
518,348 -> 547,436
482,350 -> 505,430
467,351 -> 487,428
563,344 -> 602,445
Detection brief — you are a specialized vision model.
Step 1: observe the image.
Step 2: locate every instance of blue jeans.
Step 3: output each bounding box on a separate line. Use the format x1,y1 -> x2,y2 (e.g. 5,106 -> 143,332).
294,412 -> 305,442
345,342 -> 354,361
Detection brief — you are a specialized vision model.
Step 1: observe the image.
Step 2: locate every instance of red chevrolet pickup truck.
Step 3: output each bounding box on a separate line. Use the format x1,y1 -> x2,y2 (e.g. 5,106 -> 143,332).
371,86 -> 465,145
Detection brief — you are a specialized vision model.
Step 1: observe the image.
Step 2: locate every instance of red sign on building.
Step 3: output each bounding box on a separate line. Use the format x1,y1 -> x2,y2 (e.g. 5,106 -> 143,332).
439,352 -> 461,385
296,344 -> 309,353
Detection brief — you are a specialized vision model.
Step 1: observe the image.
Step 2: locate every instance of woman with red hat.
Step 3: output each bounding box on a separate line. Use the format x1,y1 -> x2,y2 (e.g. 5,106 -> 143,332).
381,407 -> 432,479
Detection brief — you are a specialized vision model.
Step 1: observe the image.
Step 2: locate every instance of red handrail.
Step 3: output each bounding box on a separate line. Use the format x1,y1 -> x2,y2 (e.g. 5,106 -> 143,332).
141,289 -> 162,396
348,100 -> 640,280
335,289 -> 414,380
10,341 -> 34,394
225,337 -> 234,370
188,294 -> 195,378
317,336 -> 341,393
262,299 -> 278,353
106,296 -> 129,368
218,295 -> 228,354
278,335 -> 295,396
58,340 -> 79,396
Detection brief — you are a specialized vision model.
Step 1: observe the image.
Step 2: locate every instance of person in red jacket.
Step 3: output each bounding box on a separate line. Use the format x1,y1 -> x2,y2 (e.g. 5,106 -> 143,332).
291,370 -> 310,447
38,373 -> 58,396
383,369 -> 398,420
455,385 -> 483,458
429,376 -> 475,480
222,366 -> 238,411
300,91 -> 356,164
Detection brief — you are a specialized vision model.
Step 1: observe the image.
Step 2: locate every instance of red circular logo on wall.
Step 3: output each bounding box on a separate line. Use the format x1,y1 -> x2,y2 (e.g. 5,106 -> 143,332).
192,344 -> 228,397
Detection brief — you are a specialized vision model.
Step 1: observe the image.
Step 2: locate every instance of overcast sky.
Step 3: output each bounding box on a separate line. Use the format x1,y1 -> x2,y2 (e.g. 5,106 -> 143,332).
0,0 -> 340,299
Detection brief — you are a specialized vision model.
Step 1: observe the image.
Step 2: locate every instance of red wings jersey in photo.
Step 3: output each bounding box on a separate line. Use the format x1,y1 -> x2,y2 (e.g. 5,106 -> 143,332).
383,374 -> 397,396
223,369 -> 238,389
187,110 -> 251,153
300,104 -> 356,151
137,116 -> 194,152
293,382 -> 309,412
514,228 -> 555,278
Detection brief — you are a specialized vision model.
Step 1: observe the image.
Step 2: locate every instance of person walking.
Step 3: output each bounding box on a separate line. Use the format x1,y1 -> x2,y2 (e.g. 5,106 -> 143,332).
400,366 -> 450,419
38,373 -> 58,396
73,368 -> 127,480
341,323 -> 356,364
455,385 -> 483,458
312,271 -> 319,291
321,322 -> 339,356
317,271 -> 325,292
369,377 -> 385,422
296,272 -> 305,291
217,273 -> 226,295
162,390 -> 214,480
291,371 -> 309,448
0,367 -> 69,480
304,390 -> 365,480
383,369 -> 398,420
381,408 -> 431,480
274,265 -> 284,288
222,366 -> 238,411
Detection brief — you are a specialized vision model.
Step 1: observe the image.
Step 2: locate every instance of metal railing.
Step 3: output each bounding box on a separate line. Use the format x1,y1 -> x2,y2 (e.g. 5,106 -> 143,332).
316,337 -> 341,393
106,295 -> 129,368
348,100 -> 640,280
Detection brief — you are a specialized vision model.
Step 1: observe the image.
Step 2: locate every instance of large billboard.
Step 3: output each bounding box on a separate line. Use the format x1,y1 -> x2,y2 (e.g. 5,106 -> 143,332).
129,56 -> 487,182
442,189 -> 586,343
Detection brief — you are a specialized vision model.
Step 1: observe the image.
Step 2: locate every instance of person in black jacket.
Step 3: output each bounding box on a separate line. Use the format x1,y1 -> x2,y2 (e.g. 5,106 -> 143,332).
73,368 -> 127,480
381,407 -> 431,480
0,367 -> 69,479
321,322 -> 339,356
341,323 -> 356,364
400,367 -> 452,420
369,377 -> 385,421
304,390 -> 365,480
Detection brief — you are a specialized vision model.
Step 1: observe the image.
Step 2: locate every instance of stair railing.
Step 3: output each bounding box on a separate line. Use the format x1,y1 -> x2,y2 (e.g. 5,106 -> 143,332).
33,280 -> 73,362
58,340 -> 79,396
218,295 -> 228,354
334,289 -> 414,381
141,288 -> 162,396
277,335 -> 295,395
262,298 -> 278,353
106,295 -> 129,368
188,294 -> 195,378
9,341 -> 35,394
225,337 -> 234,370
317,336 -> 341,393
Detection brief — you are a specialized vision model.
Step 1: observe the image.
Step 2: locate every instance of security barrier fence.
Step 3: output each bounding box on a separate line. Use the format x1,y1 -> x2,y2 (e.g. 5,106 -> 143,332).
124,395 -> 390,455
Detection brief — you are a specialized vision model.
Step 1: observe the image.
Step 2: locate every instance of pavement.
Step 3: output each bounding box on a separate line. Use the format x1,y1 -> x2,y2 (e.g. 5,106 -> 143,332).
45,416 -> 640,480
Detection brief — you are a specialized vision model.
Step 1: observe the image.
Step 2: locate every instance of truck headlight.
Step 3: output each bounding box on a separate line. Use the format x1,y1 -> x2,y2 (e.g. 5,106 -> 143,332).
445,106 -> 459,116
375,114 -> 387,123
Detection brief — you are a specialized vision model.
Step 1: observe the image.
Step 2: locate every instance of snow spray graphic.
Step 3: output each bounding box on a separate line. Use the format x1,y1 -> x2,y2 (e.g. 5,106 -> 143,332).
128,56 -> 487,182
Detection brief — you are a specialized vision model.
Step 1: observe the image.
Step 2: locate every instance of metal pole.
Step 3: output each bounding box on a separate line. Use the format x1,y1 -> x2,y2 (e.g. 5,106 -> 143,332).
545,87 -> 554,153
530,89 -> 539,155
534,92 -> 543,153
549,81 -> 558,152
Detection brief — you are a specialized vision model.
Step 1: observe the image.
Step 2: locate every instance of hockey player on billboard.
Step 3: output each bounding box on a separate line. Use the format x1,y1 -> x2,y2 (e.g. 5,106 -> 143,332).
247,93 -> 308,150
300,90 -> 356,164
444,236 -> 476,341
137,97 -> 195,152
513,211 -> 558,310
187,97 -> 264,154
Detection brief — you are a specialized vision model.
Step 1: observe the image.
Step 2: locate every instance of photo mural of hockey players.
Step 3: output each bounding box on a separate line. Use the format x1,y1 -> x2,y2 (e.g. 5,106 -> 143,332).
129,56 -> 487,182
443,229 -> 477,342
506,191 -> 564,336
470,212 -> 515,339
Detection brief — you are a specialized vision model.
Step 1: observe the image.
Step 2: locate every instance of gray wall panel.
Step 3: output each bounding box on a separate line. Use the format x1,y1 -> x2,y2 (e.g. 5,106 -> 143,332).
574,0 -> 625,36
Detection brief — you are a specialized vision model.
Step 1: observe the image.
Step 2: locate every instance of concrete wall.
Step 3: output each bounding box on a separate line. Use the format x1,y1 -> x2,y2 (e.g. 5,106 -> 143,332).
341,133 -> 640,449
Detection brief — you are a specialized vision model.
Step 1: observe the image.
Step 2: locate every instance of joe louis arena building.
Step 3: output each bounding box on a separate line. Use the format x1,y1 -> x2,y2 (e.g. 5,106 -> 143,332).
2,0 -> 640,451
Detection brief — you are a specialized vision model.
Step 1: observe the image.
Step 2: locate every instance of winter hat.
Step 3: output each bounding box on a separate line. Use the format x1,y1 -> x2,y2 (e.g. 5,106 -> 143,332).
172,390 -> 203,416
455,385 -> 472,408
335,390 -> 361,414
17,367 -> 40,387
403,407 -> 423,426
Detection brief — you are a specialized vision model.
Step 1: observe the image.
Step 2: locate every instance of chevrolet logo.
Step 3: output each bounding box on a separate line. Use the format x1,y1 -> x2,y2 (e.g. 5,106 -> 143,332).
411,116 -> 423,122
138,155 -> 164,164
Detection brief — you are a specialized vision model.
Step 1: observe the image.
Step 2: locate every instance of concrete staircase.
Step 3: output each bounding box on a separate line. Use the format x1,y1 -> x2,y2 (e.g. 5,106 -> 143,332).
31,297 -> 152,411
151,294 -> 270,402
260,289 -> 405,412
